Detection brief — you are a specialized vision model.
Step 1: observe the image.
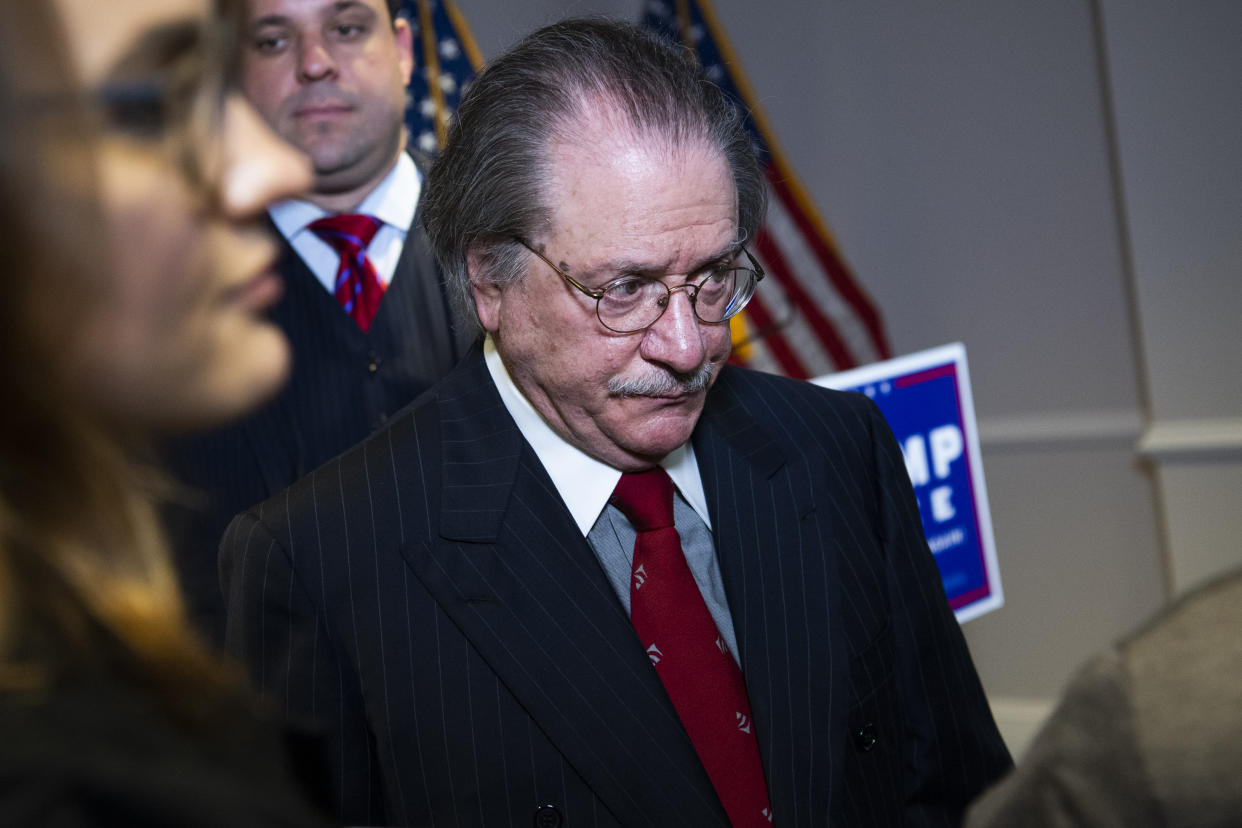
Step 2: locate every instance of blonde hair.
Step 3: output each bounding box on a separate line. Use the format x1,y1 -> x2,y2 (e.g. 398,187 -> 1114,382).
0,0 -> 237,704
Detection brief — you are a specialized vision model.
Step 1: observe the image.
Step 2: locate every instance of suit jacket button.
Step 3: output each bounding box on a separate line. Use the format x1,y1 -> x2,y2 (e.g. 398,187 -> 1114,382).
853,722 -> 878,752
533,804 -> 561,828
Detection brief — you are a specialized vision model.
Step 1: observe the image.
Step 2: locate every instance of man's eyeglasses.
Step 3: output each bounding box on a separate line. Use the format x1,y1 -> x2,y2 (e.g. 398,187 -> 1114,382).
514,238 -> 765,334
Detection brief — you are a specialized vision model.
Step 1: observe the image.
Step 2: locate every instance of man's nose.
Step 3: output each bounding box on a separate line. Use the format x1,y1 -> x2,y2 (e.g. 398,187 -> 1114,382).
638,289 -> 708,374
297,37 -> 338,82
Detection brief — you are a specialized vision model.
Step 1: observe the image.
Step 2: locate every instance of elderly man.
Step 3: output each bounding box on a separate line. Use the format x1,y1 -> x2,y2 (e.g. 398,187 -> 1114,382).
223,18 -> 1011,827
167,0 -> 469,643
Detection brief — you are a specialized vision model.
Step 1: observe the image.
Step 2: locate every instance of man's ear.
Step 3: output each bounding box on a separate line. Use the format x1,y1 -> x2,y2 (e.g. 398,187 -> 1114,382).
394,16 -> 415,87
467,247 -> 503,333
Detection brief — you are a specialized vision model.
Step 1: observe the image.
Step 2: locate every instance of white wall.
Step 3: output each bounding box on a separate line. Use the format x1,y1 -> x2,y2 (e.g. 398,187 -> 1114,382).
449,0 -> 1242,753
1099,0 -> 1242,596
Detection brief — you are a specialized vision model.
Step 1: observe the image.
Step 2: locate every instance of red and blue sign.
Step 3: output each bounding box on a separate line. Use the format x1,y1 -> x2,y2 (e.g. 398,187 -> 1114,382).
814,343 -> 1003,622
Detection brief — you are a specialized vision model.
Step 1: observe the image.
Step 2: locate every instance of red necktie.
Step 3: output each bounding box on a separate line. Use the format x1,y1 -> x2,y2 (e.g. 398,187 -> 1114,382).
308,214 -> 386,332
611,468 -> 773,826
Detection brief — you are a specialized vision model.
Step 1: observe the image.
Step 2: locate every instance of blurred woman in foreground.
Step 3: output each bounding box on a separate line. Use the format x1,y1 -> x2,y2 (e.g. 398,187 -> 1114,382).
0,0 -> 330,823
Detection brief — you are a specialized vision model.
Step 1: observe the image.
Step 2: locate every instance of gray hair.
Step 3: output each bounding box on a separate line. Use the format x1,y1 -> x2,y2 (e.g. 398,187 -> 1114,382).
420,17 -> 766,333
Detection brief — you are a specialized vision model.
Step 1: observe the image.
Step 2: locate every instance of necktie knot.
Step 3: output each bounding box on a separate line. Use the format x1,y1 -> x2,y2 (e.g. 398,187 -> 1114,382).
308,213 -> 383,253
610,468 -> 674,532
306,214 -> 386,332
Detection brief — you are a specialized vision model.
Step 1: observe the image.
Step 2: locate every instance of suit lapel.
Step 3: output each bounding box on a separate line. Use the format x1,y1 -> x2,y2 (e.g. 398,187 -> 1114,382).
693,368 -> 846,824
400,352 -> 730,826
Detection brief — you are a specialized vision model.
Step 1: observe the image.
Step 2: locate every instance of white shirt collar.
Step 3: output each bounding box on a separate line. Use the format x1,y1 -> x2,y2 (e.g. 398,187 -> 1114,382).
268,151 -> 420,236
483,336 -> 712,536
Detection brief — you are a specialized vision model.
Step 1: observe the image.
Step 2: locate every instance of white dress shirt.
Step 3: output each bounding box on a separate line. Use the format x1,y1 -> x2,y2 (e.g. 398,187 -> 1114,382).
267,152 -> 421,292
483,337 -> 712,536
483,336 -> 741,662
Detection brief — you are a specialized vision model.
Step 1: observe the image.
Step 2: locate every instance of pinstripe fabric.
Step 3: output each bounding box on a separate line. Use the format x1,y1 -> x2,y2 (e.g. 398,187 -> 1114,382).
221,347 -> 1010,827
166,153 -> 472,643
588,495 -> 741,662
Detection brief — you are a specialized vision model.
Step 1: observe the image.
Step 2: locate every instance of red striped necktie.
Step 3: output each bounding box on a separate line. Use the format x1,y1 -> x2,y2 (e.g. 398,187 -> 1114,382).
308,213 -> 386,332
611,468 -> 774,826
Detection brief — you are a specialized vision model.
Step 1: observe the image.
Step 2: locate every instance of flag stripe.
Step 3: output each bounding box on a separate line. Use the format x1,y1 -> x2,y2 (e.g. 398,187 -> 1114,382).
766,171 -> 889,360
762,171 -> 885,366
754,227 -> 856,373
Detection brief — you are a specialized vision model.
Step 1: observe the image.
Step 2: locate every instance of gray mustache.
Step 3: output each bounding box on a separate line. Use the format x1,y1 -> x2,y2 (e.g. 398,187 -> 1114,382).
608,363 -> 716,397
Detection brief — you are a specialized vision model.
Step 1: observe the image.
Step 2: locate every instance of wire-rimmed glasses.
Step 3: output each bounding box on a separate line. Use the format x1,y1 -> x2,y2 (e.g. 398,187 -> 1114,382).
514,237 -> 765,334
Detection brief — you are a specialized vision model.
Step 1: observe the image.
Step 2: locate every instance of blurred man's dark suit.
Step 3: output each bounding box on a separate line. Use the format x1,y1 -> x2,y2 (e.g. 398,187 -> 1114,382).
221,345 -> 1011,827
165,153 -> 471,643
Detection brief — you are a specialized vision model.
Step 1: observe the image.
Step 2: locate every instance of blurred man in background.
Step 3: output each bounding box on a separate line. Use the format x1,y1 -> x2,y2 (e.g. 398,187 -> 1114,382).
167,0 -> 469,643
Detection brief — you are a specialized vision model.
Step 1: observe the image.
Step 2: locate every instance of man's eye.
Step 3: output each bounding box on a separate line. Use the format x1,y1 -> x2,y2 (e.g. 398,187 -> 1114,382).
333,23 -> 368,39
602,278 -> 665,313
252,34 -> 288,54
610,278 -> 646,298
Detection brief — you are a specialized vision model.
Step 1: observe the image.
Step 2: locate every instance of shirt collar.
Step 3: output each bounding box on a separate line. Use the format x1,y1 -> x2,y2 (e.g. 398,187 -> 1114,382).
483,336 -> 712,536
268,151 -> 420,237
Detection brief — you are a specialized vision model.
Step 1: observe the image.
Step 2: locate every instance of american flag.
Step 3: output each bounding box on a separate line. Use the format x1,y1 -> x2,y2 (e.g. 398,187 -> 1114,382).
642,0 -> 890,377
401,0 -> 482,157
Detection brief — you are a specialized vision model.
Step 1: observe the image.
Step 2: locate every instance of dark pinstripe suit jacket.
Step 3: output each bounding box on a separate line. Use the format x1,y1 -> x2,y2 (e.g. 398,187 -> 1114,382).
221,347 -> 1011,827
166,159 -> 470,643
